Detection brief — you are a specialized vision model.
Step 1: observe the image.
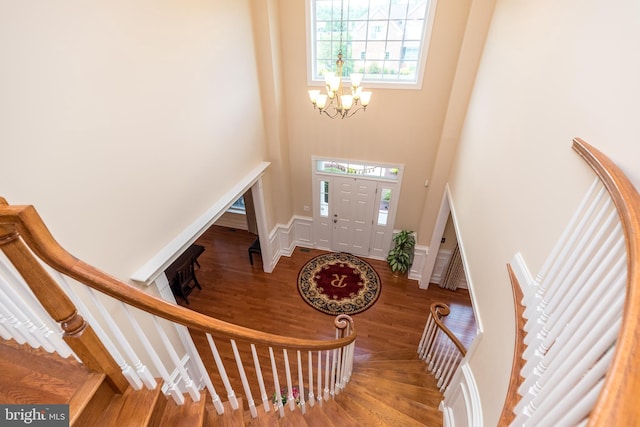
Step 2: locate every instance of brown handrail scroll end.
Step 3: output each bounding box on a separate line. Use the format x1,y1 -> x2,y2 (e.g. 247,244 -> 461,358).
430,302 -> 467,356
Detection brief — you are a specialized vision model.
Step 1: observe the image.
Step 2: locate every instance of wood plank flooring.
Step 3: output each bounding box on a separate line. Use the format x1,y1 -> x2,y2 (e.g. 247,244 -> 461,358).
184,225 -> 477,355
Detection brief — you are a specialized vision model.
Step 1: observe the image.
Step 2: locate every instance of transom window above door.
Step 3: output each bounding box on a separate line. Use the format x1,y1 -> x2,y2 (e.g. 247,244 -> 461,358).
307,0 -> 438,88
316,159 -> 400,180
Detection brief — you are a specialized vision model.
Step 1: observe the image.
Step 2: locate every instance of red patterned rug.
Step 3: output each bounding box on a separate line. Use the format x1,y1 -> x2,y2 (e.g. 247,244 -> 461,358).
297,252 -> 381,315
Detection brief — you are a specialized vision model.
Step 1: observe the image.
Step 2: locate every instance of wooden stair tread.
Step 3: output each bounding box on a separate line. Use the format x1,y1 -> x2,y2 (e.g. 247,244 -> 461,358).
353,348 -> 422,362
337,387 -> 428,427
148,390 -> 207,427
315,399 -> 360,427
302,403 -> 337,427
0,339 -> 92,405
77,383 -> 162,427
207,398 -> 245,427
345,380 -> 442,426
68,372 -> 105,426
353,364 -> 440,388
278,407 -> 308,427
350,372 -> 443,403
245,404 -> 279,427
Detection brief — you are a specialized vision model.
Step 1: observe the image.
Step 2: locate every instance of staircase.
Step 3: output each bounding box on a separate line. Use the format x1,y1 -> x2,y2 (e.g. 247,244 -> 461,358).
0,340 -> 443,426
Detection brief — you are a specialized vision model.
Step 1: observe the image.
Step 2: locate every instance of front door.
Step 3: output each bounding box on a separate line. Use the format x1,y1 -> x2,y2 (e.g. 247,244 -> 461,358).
331,177 -> 377,256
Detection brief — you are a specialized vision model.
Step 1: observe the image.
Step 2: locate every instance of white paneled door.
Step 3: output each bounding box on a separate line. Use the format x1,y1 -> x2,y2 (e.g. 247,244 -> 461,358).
331,177 -> 377,256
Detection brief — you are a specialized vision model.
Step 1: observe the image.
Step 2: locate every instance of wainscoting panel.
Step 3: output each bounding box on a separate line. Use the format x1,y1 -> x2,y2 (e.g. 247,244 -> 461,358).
409,244 -> 428,286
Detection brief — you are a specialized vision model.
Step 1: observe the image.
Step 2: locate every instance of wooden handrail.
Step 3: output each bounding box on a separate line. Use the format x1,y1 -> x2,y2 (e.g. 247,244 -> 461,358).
430,302 -> 467,356
0,198 -> 356,351
499,139 -> 640,426
571,138 -> 640,426
497,265 -> 526,426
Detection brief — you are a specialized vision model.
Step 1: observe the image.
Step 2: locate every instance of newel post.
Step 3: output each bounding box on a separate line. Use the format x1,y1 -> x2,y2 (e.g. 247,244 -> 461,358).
0,223 -> 128,393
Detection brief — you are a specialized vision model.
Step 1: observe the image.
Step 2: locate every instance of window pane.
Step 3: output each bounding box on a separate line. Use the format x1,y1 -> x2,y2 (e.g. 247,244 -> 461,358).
378,188 -> 392,226
320,180 -> 329,217
309,0 -> 433,86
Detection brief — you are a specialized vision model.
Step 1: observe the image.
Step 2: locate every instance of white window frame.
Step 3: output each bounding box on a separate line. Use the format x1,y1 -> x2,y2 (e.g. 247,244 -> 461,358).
305,0 -> 438,90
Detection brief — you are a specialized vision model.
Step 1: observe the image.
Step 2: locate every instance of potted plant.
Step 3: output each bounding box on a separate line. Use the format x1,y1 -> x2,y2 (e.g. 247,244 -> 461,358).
386,230 -> 416,275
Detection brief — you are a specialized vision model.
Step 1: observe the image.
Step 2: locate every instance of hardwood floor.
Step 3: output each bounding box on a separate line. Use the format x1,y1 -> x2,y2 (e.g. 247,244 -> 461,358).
184,225 -> 476,356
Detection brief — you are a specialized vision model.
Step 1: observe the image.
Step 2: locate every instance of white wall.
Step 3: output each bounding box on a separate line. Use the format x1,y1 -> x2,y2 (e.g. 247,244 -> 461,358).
0,1 -> 268,280
449,0 -> 640,424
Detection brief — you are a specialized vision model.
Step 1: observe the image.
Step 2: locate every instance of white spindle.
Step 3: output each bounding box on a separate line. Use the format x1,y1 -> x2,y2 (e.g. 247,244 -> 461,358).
523,237 -> 624,362
531,178 -> 601,289
418,316 -> 436,359
524,346 -> 614,426
231,340 -> 257,418
324,350 -> 330,401
317,350 -> 323,404
524,198 -> 615,339
251,344 -> 270,413
0,286 -> 49,351
269,347 -> 284,417
206,334 -> 238,410
307,350 -> 315,407
0,261 -> 73,357
440,351 -> 460,392
297,350 -> 306,414
55,275 -> 145,390
283,349 -> 295,411
330,348 -> 337,397
152,316 -> 200,402
524,187 -> 608,319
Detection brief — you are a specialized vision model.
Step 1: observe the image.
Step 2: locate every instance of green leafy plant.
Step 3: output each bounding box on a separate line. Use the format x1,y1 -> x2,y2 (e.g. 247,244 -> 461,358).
386,230 -> 416,274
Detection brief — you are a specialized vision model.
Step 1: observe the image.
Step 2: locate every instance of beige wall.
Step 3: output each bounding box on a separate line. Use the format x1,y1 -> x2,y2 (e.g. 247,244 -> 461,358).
275,0 -> 473,238
448,0 -> 640,423
0,1 -> 269,280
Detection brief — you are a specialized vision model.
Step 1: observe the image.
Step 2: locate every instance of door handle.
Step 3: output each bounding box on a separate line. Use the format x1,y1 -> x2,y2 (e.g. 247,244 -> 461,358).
333,219 -> 337,223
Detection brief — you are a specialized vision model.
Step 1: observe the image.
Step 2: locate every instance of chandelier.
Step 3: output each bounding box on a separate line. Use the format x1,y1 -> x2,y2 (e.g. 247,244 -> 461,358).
307,0 -> 372,119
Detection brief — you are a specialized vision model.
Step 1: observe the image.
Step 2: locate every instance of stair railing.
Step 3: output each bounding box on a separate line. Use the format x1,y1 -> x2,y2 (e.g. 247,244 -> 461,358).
418,302 -> 467,392
499,138 -> 640,426
0,198 -> 356,420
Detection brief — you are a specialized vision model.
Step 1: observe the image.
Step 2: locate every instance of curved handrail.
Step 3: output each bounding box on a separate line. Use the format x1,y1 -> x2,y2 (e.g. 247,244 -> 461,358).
0,198 -> 356,351
499,139 -> 640,426
430,302 -> 467,356
571,138 -> 640,426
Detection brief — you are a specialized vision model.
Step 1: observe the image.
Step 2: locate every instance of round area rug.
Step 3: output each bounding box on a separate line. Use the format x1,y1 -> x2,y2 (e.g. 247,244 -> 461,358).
297,252 -> 381,315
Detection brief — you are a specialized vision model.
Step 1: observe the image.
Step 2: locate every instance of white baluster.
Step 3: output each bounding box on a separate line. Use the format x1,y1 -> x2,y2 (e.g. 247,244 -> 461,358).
526,347 -> 614,426
324,350 -> 330,401
152,315 -> 199,401
0,262 -> 72,356
440,351 -> 460,392
516,295 -> 624,413
54,273 -> 144,389
231,340 -> 256,418
250,344 -> 270,413
530,178 -> 601,291
297,350 -> 306,414
283,349 -> 295,411
307,350 -> 315,407
526,182 -> 606,310
0,301 -> 30,344
206,334 -> 238,410
269,347 -> 284,417
317,350 -> 323,404
524,199 -> 615,342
